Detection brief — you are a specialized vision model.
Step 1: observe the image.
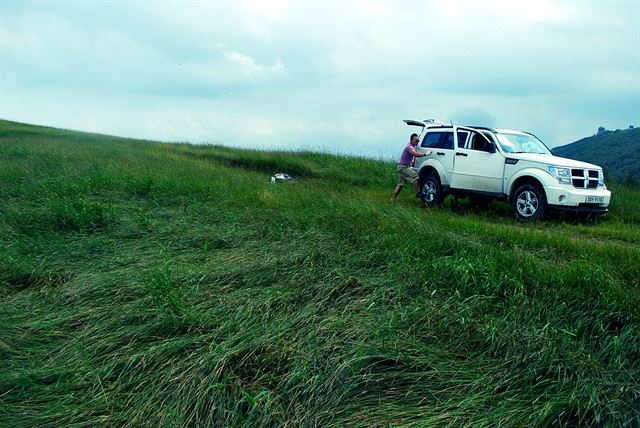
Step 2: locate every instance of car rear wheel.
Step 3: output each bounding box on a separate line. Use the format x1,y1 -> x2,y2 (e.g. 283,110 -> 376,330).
512,184 -> 546,221
420,173 -> 444,207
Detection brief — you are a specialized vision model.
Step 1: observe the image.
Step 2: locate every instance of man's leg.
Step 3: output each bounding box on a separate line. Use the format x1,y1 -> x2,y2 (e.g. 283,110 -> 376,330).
391,185 -> 403,202
391,170 -> 405,203
412,176 -> 424,199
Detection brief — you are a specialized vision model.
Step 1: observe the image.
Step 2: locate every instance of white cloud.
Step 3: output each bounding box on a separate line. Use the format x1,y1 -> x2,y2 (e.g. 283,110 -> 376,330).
218,44 -> 287,81
1,0 -> 639,155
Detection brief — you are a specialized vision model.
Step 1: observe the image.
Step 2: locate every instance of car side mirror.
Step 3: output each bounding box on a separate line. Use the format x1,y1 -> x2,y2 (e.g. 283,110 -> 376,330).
487,142 -> 496,153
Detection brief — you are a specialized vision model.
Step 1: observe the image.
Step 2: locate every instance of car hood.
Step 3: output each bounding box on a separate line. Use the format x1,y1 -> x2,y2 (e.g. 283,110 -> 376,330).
507,153 -> 602,170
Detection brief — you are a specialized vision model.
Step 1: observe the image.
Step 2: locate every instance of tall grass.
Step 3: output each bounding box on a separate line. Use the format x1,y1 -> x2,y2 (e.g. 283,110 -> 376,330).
1,119 -> 639,427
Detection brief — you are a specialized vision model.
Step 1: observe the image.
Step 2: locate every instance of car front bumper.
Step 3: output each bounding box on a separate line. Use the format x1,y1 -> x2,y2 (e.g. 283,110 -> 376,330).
548,204 -> 609,214
545,185 -> 611,213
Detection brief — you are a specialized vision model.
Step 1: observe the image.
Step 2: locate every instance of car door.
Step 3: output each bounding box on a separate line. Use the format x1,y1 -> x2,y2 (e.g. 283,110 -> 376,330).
450,127 -> 505,194
418,130 -> 455,179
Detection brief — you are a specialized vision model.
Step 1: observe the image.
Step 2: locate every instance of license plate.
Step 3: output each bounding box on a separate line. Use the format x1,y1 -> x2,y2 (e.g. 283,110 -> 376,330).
585,196 -> 604,203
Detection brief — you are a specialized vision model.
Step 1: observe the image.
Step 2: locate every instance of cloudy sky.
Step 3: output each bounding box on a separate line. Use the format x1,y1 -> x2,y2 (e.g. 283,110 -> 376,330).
1,0 -> 639,157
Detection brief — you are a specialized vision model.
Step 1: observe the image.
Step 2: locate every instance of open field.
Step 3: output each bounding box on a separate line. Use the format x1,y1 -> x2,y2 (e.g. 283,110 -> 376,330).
1,119 -> 639,427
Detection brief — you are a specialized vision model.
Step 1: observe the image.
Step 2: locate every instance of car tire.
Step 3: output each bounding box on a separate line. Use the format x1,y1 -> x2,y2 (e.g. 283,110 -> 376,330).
511,184 -> 546,221
420,173 -> 444,207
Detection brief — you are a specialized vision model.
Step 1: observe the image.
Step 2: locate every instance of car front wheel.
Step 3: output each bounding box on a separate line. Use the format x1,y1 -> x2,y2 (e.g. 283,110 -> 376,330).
512,184 -> 546,221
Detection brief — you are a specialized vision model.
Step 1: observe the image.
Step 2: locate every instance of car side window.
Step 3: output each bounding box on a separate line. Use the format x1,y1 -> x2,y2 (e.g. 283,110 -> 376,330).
469,132 -> 493,152
469,134 -> 483,151
457,131 -> 469,148
421,132 -> 442,148
422,131 -> 454,149
481,131 -> 495,142
441,132 -> 454,150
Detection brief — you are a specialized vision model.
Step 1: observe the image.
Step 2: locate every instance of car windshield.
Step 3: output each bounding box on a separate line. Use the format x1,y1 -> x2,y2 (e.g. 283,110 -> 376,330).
496,133 -> 551,155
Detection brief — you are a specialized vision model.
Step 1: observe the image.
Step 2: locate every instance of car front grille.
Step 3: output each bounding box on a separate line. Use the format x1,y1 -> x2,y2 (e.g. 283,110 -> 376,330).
571,169 -> 600,189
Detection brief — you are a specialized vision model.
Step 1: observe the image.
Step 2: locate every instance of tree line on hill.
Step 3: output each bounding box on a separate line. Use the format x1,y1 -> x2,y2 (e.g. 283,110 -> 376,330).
553,126 -> 640,185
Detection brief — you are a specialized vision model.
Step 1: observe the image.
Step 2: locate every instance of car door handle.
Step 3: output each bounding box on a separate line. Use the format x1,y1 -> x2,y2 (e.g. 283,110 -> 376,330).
436,152 -> 445,156
456,152 -> 468,157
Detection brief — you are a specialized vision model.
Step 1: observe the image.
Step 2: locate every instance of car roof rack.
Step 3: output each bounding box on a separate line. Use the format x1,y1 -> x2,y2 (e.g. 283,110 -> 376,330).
404,120 -> 497,133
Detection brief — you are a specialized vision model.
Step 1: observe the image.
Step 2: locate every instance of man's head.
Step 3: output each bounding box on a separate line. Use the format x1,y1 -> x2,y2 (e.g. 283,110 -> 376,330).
410,133 -> 420,146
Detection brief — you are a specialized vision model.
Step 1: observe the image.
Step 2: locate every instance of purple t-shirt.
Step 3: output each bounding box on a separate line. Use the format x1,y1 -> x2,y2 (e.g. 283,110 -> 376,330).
399,143 -> 416,166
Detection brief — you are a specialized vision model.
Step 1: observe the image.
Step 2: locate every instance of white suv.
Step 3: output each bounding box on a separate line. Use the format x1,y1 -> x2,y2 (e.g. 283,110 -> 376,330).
405,119 -> 612,221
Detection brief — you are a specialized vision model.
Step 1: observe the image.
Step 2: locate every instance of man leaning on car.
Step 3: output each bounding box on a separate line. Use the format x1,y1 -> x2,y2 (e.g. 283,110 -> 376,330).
391,133 -> 431,203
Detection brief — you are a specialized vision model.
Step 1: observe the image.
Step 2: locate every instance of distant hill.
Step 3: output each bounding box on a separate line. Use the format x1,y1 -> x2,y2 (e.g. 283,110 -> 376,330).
553,127 -> 640,183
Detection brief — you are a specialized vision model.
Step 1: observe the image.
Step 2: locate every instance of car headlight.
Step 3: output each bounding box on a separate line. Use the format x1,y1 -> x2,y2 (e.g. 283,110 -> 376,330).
598,171 -> 605,187
547,165 -> 572,185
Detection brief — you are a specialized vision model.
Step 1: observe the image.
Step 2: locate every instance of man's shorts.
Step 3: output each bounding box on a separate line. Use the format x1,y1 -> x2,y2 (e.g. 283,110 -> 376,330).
396,164 -> 419,187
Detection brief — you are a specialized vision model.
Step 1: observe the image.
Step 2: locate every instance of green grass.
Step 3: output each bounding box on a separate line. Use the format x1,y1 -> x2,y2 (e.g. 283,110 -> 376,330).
1,119 -> 639,427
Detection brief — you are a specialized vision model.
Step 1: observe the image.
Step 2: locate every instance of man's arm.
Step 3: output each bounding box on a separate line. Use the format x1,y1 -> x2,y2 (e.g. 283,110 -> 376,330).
411,148 -> 432,157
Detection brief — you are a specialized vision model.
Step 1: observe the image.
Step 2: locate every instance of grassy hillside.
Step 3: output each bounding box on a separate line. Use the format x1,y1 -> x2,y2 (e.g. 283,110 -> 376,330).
553,127 -> 640,183
1,119 -> 639,427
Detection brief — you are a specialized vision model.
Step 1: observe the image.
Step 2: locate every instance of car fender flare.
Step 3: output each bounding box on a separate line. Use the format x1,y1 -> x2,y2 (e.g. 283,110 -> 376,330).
507,168 -> 554,200
418,160 -> 449,186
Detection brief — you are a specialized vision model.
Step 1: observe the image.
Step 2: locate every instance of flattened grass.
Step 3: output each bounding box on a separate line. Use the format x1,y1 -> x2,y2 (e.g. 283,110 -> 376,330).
1,119 -> 639,426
